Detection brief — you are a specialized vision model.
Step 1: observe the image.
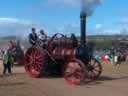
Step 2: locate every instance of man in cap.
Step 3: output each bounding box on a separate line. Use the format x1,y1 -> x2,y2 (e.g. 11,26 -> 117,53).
29,28 -> 38,46
38,29 -> 47,48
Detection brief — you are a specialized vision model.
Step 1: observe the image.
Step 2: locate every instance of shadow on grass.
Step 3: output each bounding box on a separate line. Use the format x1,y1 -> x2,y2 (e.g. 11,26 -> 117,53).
39,73 -> 62,79
14,64 -> 24,67
0,82 -> 27,86
81,75 -> 128,86
98,75 -> 128,81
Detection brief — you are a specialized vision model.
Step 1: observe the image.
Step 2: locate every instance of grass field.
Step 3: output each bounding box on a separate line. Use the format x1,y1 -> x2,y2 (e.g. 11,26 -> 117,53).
0,61 -> 128,96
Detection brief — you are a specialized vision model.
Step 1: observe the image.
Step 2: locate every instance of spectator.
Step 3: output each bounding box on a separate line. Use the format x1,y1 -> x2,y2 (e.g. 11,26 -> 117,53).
95,54 -> 100,61
114,53 -> 118,66
3,49 -> 13,75
38,29 -> 47,48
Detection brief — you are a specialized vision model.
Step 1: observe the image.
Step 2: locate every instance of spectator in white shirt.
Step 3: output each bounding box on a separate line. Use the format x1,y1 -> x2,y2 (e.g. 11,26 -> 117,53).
38,29 -> 47,48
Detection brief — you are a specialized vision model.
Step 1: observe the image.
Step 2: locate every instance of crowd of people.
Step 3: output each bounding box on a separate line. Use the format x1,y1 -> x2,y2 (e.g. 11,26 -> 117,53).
94,47 -> 128,65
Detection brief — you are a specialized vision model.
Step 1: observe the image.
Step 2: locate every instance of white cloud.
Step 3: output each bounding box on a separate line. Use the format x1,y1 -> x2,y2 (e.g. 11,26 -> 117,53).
0,17 -> 39,38
0,18 -> 32,25
120,28 -> 128,35
118,18 -> 128,24
0,18 -> 18,24
100,29 -> 120,35
96,24 -> 102,29
48,0 -> 102,16
56,23 -> 122,36
48,0 -> 101,7
56,22 -> 80,36
48,0 -> 79,7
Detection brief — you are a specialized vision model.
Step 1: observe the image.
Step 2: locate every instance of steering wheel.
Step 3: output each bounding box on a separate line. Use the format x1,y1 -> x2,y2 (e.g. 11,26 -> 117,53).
47,33 -> 66,52
50,33 -> 66,44
51,33 -> 65,41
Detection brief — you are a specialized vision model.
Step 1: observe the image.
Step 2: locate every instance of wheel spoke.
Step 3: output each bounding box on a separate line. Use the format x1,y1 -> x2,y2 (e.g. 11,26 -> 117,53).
88,71 -> 91,78
71,75 -> 76,82
92,61 -> 96,66
35,55 -> 42,59
32,64 -> 38,71
32,59 -> 42,71
35,58 -> 42,62
65,72 -> 73,77
35,61 -> 42,64
35,51 -> 41,58
25,62 -> 31,66
26,54 -> 31,58
34,50 -> 39,56
36,64 -> 42,71
90,60 -> 93,65
67,66 -> 76,72
94,65 -> 99,67
94,68 -> 100,72
90,71 -> 96,77
75,72 -> 82,79
31,49 -> 35,58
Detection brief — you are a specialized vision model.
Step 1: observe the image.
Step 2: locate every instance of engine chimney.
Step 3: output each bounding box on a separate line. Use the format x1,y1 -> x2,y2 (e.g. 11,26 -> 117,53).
80,12 -> 86,44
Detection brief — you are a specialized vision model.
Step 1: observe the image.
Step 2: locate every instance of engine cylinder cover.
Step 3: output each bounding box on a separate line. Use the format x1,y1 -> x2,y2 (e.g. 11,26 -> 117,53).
52,47 -> 75,60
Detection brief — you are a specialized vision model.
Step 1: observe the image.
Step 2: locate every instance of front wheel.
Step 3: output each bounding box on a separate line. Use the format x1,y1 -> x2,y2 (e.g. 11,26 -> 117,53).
64,58 -> 86,85
86,58 -> 102,80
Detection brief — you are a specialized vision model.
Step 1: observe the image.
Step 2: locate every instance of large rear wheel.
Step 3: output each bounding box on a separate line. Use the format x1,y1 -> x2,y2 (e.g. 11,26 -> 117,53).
24,47 -> 46,78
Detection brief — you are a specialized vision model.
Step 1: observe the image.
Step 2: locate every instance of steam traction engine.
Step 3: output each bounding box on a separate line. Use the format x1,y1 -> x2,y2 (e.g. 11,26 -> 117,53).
8,40 -> 24,65
24,12 -> 102,85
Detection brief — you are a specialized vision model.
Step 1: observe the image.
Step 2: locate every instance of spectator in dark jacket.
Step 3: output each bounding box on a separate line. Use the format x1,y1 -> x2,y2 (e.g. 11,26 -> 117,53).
29,28 -> 38,46
3,49 -> 13,75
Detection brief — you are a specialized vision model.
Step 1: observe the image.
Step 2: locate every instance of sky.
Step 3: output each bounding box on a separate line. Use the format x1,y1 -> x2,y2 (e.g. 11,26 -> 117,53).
0,0 -> 128,37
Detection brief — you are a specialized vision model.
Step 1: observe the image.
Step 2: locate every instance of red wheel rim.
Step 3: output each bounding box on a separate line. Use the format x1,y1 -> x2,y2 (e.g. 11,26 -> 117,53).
64,58 -> 86,85
87,58 -> 102,80
24,47 -> 43,78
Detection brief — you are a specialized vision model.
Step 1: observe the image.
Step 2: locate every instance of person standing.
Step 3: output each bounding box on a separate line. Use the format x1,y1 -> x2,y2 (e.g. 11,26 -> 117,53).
29,28 -> 38,46
110,47 -> 115,64
114,54 -> 118,66
95,54 -> 100,61
3,49 -> 13,75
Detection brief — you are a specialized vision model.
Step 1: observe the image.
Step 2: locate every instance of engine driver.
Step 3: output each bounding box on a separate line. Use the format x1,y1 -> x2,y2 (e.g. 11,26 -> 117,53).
29,28 -> 38,46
